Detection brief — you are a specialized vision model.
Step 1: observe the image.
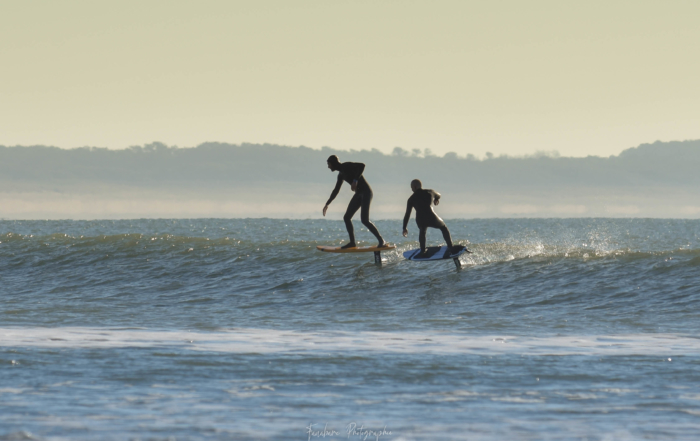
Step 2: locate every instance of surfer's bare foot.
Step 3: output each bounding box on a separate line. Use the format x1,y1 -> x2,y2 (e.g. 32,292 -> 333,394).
377,241 -> 389,248
341,242 -> 356,249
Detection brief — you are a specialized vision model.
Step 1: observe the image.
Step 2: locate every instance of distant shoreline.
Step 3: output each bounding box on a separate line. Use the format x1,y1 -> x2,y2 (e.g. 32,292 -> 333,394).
1,140 -> 698,219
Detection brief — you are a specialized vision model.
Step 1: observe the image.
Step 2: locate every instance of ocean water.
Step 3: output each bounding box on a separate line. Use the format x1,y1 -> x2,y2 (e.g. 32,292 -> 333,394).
1,218 -> 699,440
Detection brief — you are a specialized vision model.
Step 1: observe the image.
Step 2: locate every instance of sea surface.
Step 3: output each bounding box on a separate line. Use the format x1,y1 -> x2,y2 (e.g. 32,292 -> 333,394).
1,218 -> 699,440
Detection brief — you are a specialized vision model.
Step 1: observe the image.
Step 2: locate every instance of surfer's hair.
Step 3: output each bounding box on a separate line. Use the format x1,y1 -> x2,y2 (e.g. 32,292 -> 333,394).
327,155 -> 340,165
411,179 -> 422,189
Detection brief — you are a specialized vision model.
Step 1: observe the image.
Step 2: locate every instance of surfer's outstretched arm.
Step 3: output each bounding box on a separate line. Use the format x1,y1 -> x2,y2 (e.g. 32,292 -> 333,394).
402,199 -> 413,236
430,190 -> 441,206
323,175 -> 344,216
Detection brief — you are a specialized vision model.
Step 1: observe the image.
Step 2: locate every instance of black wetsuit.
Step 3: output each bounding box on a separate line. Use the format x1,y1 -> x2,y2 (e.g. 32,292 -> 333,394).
403,189 -> 453,252
326,162 -> 384,245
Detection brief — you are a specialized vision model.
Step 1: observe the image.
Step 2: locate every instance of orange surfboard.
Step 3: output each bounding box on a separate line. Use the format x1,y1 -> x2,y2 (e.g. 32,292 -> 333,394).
316,244 -> 396,253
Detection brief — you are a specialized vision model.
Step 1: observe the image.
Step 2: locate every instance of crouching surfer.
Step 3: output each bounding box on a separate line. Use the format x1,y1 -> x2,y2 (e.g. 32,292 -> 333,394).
402,179 -> 457,255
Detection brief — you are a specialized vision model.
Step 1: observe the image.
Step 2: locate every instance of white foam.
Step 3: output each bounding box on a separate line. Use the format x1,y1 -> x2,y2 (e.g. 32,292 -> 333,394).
1,328 -> 699,356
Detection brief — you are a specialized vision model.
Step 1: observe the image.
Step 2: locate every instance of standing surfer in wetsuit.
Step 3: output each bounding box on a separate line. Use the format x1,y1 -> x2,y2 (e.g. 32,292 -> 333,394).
402,179 -> 455,255
323,155 -> 388,249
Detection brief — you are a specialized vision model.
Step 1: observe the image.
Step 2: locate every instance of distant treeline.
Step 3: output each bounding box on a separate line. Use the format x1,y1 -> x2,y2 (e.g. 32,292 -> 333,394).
1,140 -> 699,191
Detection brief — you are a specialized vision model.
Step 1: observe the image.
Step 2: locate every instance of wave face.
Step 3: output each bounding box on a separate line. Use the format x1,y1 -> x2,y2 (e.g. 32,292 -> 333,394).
1,218 -> 700,440
1,218 -> 699,332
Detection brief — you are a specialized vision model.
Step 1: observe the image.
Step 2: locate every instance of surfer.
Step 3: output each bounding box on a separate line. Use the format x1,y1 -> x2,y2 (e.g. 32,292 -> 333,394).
323,155 -> 388,249
402,179 -> 455,255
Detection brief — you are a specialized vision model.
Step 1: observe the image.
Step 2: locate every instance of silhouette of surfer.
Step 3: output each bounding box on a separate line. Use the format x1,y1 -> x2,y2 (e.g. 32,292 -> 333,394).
323,155 -> 388,249
402,179 -> 456,255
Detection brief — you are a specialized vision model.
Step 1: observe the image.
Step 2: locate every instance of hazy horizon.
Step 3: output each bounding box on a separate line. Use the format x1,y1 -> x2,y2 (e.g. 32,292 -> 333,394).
5,135 -> 700,160
1,139 -> 698,220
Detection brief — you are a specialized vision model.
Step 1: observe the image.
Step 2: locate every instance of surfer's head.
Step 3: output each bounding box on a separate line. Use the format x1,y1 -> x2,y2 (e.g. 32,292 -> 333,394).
411,179 -> 422,192
327,155 -> 340,171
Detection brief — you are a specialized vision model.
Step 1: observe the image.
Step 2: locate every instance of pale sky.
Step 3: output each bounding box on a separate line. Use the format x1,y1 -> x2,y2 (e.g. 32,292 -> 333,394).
1,0 -> 698,158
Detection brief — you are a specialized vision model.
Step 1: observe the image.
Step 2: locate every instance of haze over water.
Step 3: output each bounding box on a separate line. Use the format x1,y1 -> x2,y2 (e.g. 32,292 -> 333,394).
2,218 -> 699,440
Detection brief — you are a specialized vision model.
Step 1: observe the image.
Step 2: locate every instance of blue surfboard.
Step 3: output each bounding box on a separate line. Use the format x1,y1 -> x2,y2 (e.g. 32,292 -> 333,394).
403,245 -> 471,262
